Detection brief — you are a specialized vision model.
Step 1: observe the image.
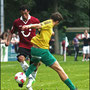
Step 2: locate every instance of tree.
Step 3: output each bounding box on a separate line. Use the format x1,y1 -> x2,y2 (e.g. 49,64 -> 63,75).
4,0 -> 89,54
53,0 -> 60,54
4,0 -> 36,30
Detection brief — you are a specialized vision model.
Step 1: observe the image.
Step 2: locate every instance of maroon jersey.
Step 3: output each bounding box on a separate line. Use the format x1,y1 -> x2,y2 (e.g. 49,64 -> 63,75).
11,15 -> 40,49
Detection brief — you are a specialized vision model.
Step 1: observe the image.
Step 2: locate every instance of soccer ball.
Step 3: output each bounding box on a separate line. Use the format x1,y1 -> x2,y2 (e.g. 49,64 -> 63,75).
15,72 -> 26,84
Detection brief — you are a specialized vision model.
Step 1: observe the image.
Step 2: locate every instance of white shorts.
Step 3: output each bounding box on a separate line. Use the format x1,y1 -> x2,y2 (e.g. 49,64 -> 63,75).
83,46 -> 89,54
89,46 -> 90,54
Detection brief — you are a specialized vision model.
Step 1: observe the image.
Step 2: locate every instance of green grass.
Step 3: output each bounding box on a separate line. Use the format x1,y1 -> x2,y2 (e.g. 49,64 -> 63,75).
1,55 -> 89,90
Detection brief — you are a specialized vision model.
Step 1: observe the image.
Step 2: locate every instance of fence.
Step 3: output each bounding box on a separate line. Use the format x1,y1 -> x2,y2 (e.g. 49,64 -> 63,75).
0,44 -> 17,62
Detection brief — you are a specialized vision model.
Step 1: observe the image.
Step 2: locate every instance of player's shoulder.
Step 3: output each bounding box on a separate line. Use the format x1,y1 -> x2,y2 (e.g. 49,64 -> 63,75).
14,18 -> 20,23
31,16 -> 40,22
42,19 -> 52,24
41,19 -> 52,26
31,16 -> 38,19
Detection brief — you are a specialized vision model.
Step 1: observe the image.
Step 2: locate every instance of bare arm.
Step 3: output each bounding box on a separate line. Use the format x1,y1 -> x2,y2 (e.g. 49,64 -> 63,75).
22,24 -> 42,30
0,39 -> 7,44
5,32 -> 12,46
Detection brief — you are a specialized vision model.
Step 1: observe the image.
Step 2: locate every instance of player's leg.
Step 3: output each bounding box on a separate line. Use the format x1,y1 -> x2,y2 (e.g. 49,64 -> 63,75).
25,47 -> 43,77
86,46 -> 89,61
75,47 -> 79,61
82,53 -> 85,61
26,50 -> 41,89
25,63 -> 41,90
18,55 -> 29,71
17,55 -> 28,88
17,47 -> 36,89
17,47 -> 39,89
25,56 -> 40,78
25,47 -> 77,90
17,47 -> 29,72
29,60 -> 37,80
77,47 -> 79,60
18,55 -> 36,89
30,61 -> 41,78
82,46 -> 86,61
27,58 -> 41,89
75,51 -> 77,61
17,48 -> 29,88
25,61 -> 39,90
41,50 -> 76,90
25,62 -> 76,90
88,46 -> 90,60
63,50 -> 66,61
50,61 -> 76,90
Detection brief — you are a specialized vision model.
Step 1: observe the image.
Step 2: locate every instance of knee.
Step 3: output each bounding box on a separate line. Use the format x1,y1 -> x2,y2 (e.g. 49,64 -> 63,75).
33,63 -> 39,66
33,62 -> 41,71
18,55 -> 25,62
38,62 -> 42,66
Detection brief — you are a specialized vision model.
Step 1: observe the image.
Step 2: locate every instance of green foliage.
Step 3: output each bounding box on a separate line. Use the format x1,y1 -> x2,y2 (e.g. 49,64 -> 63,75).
57,0 -> 89,27
4,0 -> 89,30
75,0 -> 89,9
16,0 -> 36,8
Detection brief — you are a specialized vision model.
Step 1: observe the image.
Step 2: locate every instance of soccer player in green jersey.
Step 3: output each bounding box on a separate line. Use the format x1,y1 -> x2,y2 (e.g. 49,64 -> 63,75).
22,12 -> 77,90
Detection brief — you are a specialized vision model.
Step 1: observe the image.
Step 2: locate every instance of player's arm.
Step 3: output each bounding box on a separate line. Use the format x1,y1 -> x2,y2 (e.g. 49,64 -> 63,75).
76,34 -> 85,40
5,21 -> 17,46
22,24 -> 42,30
0,39 -> 7,44
22,20 -> 52,30
5,32 -> 12,46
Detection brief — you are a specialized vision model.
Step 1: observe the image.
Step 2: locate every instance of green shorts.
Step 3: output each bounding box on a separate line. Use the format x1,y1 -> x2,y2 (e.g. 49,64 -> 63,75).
31,47 -> 56,66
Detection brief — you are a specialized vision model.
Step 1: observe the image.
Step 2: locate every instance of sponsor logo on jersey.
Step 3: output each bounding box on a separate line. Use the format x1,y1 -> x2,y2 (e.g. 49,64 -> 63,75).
21,29 -> 31,37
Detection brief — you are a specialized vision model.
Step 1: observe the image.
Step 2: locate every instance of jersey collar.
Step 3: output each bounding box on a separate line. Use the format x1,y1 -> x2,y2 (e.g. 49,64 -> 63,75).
20,14 -> 31,24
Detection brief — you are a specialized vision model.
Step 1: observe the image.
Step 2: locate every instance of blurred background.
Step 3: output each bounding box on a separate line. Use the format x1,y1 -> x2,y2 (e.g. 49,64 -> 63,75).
0,0 -> 89,61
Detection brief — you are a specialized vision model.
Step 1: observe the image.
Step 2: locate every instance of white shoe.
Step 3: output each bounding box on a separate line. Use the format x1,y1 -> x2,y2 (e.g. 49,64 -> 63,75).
86,59 -> 89,61
82,59 -> 85,61
28,86 -> 33,90
26,76 -> 35,88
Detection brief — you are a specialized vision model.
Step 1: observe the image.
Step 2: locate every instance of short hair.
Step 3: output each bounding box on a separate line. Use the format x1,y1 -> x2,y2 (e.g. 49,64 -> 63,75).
50,12 -> 63,22
84,29 -> 88,32
19,5 -> 30,11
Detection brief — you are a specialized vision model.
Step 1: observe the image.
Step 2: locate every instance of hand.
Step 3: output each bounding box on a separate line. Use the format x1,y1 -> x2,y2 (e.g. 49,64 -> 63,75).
22,25 -> 29,30
52,32 -> 55,36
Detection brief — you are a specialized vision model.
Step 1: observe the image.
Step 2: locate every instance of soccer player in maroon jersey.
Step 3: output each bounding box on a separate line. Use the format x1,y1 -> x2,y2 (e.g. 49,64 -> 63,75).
6,5 -> 40,90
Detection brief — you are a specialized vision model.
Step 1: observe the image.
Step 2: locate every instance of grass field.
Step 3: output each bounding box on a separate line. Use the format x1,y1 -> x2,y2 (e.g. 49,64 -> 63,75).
1,55 -> 89,90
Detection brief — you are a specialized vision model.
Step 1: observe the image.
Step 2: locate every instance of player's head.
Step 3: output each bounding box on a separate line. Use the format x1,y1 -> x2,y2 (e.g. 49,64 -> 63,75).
84,29 -> 88,34
50,12 -> 63,26
84,29 -> 88,38
20,5 -> 30,21
76,34 -> 79,39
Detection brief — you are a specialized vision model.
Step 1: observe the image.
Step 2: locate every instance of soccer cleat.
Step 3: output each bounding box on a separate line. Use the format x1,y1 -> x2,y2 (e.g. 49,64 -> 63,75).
18,83 -> 23,88
26,77 -> 35,89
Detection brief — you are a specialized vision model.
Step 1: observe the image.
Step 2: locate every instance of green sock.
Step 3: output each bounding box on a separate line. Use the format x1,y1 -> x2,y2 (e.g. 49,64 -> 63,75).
64,78 -> 76,90
25,64 -> 36,77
